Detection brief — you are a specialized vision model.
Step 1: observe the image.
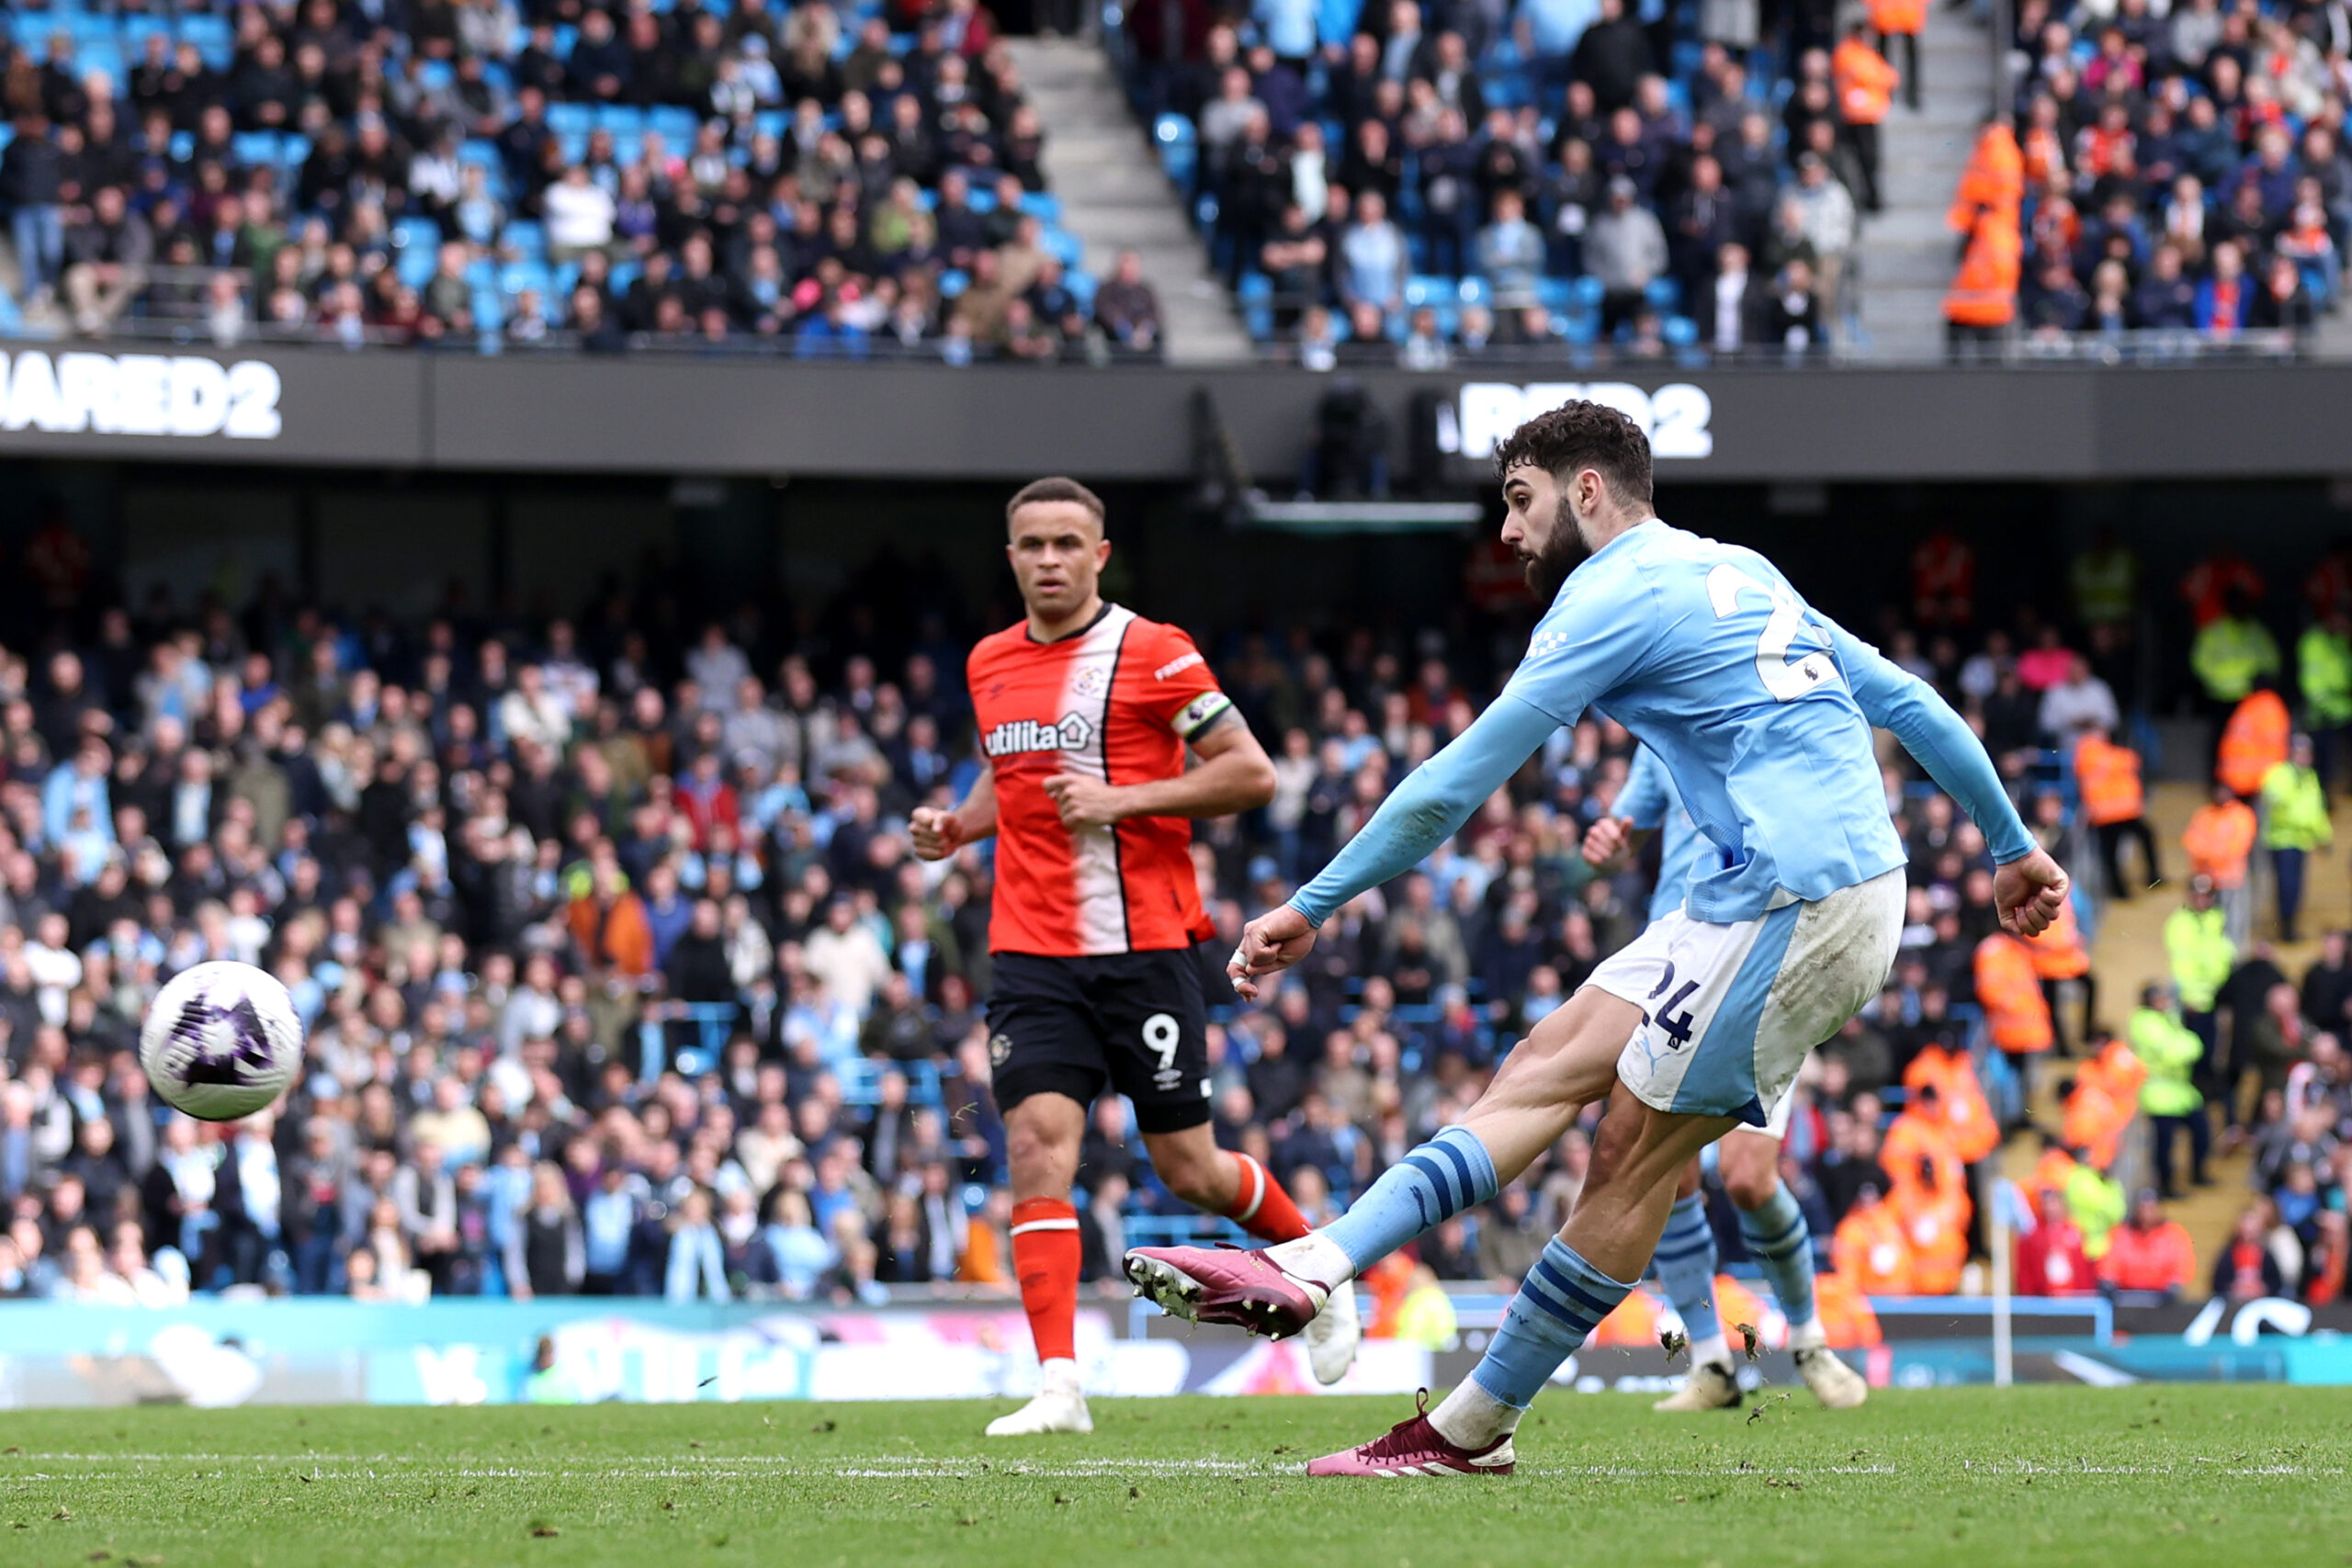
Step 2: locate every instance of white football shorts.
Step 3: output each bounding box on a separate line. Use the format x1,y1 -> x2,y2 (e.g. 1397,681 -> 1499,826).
1588,868 -> 1905,1127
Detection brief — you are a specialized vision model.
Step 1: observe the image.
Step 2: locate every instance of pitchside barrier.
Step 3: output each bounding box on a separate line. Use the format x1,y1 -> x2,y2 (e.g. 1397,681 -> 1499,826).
0,1293 -> 2337,1409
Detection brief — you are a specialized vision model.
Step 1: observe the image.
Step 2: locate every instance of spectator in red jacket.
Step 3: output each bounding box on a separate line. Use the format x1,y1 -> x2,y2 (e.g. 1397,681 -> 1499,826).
2014,1185 -> 2097,1296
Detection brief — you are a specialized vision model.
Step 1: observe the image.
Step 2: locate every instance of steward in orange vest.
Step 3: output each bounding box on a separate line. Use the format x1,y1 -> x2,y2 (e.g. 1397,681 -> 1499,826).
1944,210 -> 2020,359
1832,1187 -> 1916,1295
1891,1174 -> 1970,1294
1902,1044 -> 2001,1163
2074,731 -> 2144,826
1832,22 -> 1897,210
2063,1031 -> 2147,1173
2021,895 -> 2095,1055
1865,0 -> 1924,111
2182,784 -> 2257,888
1974,931 -> 2054,1059
1947,119 -> 2022,234
2216,685 -> 2290,798
2075,728 -> 2163,898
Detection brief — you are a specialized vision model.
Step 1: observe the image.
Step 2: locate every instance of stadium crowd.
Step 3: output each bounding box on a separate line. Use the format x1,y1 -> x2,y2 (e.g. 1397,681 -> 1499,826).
0,526 -> 2346,1315
0,0 -> 1170,359
1945,0 -> 2352,354
1145,0 -> 1911,358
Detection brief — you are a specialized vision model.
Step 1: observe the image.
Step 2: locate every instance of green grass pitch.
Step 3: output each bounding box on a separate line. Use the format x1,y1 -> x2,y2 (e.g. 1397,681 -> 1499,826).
0,1386 -> 2343,1568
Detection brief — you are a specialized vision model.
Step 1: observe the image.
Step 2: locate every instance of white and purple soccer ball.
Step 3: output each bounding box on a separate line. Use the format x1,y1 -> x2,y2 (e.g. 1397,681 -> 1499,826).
139,961 -> 304,1122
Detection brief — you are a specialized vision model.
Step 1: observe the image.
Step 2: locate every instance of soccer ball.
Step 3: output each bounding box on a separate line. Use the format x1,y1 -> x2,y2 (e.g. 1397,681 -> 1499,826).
140,961 -> 304,1122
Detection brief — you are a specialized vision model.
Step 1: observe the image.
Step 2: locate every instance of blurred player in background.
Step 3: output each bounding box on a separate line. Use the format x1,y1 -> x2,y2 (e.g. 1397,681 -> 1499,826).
912,478 -> 1361,1437
1589,746 -> 1868,1412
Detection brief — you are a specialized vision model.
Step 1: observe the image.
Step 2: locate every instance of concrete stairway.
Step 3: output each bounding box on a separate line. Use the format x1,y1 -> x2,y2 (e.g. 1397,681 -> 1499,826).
1004,38 -> 1253,363
1851,9 -> 1998,358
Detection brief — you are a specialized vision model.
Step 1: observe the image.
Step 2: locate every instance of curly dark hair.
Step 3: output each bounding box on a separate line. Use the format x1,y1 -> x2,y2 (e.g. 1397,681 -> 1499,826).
1491,400 -> 1654,508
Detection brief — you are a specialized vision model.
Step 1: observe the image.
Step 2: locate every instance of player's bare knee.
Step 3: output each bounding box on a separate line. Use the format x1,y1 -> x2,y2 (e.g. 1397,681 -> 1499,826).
1719,1134 -> 1780,1210
1724,1163 -> 1779,1211
1004,1106 -> 1079,1194
1143,1134 -> 1225,1209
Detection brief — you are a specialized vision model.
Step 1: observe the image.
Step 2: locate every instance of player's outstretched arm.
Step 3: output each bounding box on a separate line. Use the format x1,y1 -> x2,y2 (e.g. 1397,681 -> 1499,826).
1043,709 -> 1276,829
1826,619 -> 2069,935
910,763 -> 998,861
1228,694 -> 1559,998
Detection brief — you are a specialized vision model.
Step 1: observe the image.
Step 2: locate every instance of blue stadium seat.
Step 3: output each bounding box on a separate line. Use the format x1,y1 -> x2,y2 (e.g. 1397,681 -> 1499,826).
939,268 -> 969,298
1067,270 -> 1096,315
547,102 -> 594,137
122,17 -> 173,57
397,216 -> 444,254
595,104 -> 644,137
648,106 -> 699,145
1019,192 -> 1063,224
232,131 -> 284,170
551,23 -> 579,58
416,59 -> 455,92
1457,276 -> 1490,307
503,220 -> 547,259
471,288 -> 507,330
966,186 -> 998,214
1402,275 -> 1451,308
176,13 -> 233,69
397,244 -> 438,288
281,133 -> 312,168
1041,229 -> 1082,266
753,109 -> 787,140
500,261 -> 553,298
1663,314 -> 1699,346
1645,275 -> 1682,313
78,41 -> 123,85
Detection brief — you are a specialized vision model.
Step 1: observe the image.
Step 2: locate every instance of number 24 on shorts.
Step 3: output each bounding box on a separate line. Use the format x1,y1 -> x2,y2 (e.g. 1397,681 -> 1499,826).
1645,964 -> 1699,1050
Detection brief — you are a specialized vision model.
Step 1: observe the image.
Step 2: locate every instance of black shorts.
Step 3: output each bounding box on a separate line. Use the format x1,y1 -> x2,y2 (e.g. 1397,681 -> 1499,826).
986,947 -> 1214,1134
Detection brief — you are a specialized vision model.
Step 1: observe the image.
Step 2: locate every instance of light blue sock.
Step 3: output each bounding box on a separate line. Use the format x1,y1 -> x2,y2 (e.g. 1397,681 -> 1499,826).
1469,1238 -> 1634,1409
1737,1181 -> 1817,1330
1654,1192 -> 1722,1349
1323,1125 -> 1498,1274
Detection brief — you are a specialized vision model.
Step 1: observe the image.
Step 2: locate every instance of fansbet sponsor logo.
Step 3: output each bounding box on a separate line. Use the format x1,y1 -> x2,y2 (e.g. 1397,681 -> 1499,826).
984,712 -> 1095,756
0,351 -> 283,439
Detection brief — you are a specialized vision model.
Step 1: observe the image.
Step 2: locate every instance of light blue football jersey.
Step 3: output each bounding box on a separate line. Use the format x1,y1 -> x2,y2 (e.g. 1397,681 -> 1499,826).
1286,517 -> 2034,930
1504,519 -> 1925,924
1615,745 -> 1707,924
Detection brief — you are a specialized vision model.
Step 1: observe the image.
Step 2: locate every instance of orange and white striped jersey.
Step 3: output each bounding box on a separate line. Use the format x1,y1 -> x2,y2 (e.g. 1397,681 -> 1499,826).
968,604 -> 1232,956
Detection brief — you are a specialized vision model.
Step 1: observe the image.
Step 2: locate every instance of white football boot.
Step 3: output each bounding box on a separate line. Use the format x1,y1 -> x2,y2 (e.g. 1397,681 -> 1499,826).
1652,1360 -> 1743,1412
1302,1276 -> 1363,1385
984,1358 -> 1094,1436
1792,1344 -> 1869,1409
